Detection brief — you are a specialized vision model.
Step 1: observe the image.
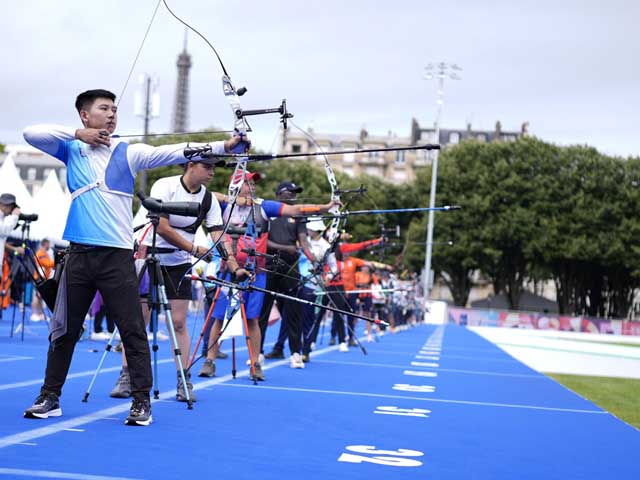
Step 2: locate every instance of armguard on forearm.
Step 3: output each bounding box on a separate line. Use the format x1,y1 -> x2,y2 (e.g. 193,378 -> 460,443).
299,205 -> 321,214
216,242 -> 230,261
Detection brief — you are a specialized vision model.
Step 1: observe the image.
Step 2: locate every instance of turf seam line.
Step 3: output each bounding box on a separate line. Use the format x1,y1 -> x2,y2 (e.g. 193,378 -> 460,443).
216,383 -> 608,414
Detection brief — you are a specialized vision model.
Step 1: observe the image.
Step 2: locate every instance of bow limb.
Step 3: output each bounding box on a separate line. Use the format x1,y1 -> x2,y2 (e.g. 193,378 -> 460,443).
158,1 -> 261,279
287,120 -> 342,249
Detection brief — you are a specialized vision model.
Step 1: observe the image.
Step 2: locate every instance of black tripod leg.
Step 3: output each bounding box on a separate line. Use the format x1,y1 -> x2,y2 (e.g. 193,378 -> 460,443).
149,285 -> 160,400
10,295 -> 17,338
0,278 -> 4,321
6,258 -> 28,339
232,337 -> 236,378
20,278 -> 28,341
345,321 -> 367,355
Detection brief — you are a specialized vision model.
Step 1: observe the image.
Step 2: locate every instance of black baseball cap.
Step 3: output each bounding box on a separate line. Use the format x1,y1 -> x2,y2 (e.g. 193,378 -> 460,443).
275,181 -> 303,195
0,193 -> 18,207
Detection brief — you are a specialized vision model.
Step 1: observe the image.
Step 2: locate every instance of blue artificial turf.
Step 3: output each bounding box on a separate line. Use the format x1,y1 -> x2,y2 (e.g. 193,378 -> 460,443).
0,305 -> 638,479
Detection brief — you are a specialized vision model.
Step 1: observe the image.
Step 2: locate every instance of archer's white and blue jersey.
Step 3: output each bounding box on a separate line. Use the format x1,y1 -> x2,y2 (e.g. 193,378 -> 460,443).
23,124 -> 225,249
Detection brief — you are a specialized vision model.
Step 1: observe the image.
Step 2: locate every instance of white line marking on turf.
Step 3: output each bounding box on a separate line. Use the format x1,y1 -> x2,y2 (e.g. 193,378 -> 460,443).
403,370 -> 438,377
0,342 -> 263,392
434,367 -> 542,378
17,442 -> 36,446
0,468 -> 140,479
63,428 -> 84,432
411,361 -> 439,367
0,343 -> 341,449
217,383 -> 608,414
441,354 -> 520,363
0,356 -> 34,363
313,359 -> 415,369
0,359 -> 171,392
313,359 -> 542,378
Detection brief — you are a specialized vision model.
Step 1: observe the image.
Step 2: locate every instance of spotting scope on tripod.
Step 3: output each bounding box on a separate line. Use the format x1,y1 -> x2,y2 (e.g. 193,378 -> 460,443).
83,193 -> 202,408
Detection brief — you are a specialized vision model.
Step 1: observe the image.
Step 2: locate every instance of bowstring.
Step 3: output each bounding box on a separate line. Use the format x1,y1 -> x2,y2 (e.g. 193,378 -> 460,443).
116,0 -> 162,108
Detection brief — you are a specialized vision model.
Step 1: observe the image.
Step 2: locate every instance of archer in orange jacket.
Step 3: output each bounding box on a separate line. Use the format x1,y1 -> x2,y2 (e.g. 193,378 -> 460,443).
31,239 -> 54,321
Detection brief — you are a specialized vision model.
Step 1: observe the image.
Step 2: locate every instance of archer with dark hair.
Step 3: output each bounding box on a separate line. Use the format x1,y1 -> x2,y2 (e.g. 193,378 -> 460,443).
22,88 -> 245,426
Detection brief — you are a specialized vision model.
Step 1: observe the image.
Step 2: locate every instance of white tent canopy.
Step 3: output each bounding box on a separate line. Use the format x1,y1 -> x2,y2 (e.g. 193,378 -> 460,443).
30,170 -> 70,242
0,152 -> 33,212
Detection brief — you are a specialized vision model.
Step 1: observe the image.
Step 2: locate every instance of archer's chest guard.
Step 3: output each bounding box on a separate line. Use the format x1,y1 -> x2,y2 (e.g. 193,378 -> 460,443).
222,201 -> 268,269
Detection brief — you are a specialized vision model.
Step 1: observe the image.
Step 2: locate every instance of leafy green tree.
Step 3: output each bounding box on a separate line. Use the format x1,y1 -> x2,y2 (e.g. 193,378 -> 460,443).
538,146 -> 640,316
408,138 -> 550,307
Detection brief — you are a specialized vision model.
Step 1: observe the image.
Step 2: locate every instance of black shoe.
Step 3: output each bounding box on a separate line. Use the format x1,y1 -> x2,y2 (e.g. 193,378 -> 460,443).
329,338 -> 336,346
24,392 -> 62,419
125,397 -> 152,426
348,339 -> 357,347
264,349 -> 285,360
216,351 -> 229,360
302,353 -> 310,363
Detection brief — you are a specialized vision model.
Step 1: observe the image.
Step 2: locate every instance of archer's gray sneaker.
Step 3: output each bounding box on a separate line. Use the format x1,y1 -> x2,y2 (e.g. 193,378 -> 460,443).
110,368 -> 131,398
198,359 -> 216,377
176,372 -> 197,402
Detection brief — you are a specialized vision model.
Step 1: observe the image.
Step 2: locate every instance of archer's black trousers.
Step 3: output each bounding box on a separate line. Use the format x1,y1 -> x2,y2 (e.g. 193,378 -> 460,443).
258,261 -> 304,355
42,247 -> 152,399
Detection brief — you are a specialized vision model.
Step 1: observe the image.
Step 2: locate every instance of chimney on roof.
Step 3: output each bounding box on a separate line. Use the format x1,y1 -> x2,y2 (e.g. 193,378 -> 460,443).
521,121 -> 530,137
494,121 -> 502,141
360,127 -> 368,144
466,122 -> 472,133
411,118 -> 420,145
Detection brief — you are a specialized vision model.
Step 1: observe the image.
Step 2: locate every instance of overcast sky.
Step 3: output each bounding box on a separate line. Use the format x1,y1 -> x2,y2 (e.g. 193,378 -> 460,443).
2,0 -> 638,157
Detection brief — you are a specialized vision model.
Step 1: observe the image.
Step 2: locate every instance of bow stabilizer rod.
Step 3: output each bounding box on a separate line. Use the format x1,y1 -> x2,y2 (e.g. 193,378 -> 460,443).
208,143 -> 441,163
295,205 -> 461,220
189,274 -> 389,327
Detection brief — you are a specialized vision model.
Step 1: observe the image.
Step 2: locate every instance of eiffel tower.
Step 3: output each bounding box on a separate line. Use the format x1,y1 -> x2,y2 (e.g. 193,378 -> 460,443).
172,29 -> 192,133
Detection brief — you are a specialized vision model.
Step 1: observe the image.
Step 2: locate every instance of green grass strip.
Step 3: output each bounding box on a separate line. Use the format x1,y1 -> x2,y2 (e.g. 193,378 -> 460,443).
547,373 -> 640,430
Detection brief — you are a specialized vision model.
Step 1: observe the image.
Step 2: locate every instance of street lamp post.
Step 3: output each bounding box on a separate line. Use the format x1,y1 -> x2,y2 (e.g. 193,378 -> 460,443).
134,74 -> 160,193
423,62 -> 461,300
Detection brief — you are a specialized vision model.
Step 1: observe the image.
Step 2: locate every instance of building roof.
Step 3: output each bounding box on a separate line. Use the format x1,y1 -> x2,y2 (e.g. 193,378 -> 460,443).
470,291 -> 559,313
1,144 -> 62,168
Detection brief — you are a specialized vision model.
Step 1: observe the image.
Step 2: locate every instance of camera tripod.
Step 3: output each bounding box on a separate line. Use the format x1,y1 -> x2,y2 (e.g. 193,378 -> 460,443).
1,219 -> 49,340
83,212 -> 194,408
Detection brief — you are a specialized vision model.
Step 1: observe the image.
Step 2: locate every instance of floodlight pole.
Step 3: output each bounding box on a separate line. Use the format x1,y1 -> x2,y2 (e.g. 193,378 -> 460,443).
423,62 -> 461,300
135,74 -> 160,193
140,76 -> 152,193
